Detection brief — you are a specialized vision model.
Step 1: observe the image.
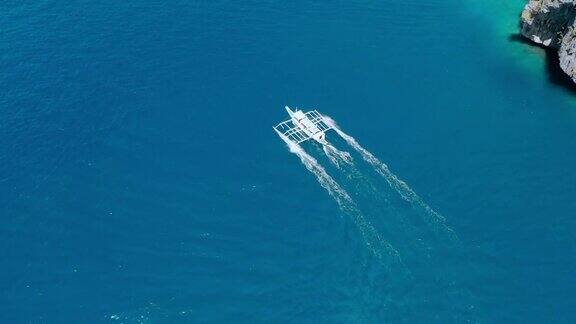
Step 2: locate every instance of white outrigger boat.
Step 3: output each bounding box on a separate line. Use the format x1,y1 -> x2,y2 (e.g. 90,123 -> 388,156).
273,106 -> 333,145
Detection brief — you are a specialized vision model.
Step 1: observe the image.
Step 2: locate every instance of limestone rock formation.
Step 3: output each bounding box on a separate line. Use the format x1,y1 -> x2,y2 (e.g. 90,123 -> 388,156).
560,26 -> 576,81
520,0 -> 576,84
520,0 -> 576,47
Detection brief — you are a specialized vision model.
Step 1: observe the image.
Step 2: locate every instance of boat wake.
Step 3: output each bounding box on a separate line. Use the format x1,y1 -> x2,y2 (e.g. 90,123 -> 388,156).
323,116 -> 457,241
276,130 -> 351,209
276,129 -> 401,265
323,143 -> 353,168
273,107 -> 473,320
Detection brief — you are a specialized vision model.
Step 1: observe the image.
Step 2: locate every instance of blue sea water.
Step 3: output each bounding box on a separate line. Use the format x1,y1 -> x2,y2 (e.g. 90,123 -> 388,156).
2,0 -> 576,323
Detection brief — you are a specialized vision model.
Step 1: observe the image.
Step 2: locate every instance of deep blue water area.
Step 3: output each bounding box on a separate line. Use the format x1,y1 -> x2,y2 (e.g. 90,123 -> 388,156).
1,1 -> 576,323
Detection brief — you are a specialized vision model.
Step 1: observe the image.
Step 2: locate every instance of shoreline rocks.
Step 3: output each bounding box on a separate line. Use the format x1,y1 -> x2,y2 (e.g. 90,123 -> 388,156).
520,0 -> 576,83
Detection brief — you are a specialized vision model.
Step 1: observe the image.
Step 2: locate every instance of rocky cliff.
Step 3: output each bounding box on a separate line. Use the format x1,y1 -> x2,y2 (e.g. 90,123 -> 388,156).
520,0 -> 576,83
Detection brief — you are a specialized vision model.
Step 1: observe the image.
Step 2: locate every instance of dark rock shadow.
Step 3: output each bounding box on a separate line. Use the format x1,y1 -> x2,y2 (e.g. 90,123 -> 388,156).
509,33 -> 576,95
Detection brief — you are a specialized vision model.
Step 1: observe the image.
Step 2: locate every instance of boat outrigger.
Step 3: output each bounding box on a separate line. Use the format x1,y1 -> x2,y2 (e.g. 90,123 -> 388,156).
273,106 -> 333,145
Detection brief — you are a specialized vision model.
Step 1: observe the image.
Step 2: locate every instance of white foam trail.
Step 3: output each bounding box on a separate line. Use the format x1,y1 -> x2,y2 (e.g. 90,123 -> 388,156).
323,116 -> 457,240
275,129 -> 401,264
323,144 -> 353,168
276,130 -> 351,208
323,145 -> 341,168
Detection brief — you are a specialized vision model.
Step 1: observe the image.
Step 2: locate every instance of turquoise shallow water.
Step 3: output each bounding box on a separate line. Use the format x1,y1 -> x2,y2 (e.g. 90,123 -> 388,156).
1,1 -> 576,323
